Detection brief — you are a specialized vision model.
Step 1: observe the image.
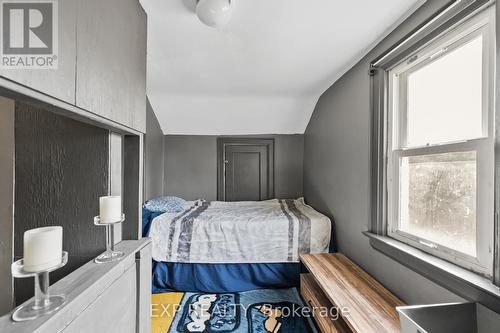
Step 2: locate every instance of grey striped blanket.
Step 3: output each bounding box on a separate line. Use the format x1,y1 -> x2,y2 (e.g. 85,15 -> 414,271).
149,198 -> 331,263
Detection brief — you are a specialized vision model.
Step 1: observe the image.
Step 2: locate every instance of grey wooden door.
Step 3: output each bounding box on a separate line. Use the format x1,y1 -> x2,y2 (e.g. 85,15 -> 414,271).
218,139 -> 274,201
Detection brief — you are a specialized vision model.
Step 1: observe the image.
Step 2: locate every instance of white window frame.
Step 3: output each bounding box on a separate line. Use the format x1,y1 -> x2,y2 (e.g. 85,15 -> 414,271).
386,7 -> 495,277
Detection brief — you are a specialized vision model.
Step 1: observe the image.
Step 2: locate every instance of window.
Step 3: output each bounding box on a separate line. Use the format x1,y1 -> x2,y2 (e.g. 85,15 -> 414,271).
386,8 -> 495,276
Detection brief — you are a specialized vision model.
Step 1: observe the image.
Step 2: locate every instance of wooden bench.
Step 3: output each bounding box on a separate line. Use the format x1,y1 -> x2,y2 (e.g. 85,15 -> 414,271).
300,253 -> 405,333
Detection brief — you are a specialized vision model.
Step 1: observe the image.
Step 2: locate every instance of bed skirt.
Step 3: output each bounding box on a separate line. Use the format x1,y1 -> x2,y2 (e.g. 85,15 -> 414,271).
152,261 -> 302,294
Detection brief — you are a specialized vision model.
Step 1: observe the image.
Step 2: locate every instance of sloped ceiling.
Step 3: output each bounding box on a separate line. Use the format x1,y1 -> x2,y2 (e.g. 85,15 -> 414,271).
141,0 -> 425,135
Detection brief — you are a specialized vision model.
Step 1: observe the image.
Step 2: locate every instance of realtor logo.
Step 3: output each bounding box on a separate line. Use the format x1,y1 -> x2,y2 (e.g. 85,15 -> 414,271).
0,0 -> 58,69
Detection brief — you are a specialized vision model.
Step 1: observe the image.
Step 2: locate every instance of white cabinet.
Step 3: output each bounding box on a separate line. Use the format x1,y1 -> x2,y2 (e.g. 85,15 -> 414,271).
0,0 -> 77,104
0,0 -> 147,133
75,0 -> 147,132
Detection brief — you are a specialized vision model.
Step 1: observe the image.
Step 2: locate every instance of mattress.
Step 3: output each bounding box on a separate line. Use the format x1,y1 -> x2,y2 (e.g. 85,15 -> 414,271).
148,198 -> 331,264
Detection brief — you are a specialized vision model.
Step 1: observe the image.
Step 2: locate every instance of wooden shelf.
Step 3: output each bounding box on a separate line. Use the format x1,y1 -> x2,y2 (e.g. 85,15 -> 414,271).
300,253 -> 405,333
301,273 -> 352,333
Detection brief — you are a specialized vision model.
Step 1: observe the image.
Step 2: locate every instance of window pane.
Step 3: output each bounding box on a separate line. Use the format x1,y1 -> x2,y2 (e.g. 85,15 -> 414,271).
406,36 -> 483,147
399,151 -> 476,256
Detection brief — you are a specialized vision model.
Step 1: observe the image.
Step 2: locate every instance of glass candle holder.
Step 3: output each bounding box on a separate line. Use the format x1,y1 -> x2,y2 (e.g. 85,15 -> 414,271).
93,214 -> 125,264
11,251 -> 68,322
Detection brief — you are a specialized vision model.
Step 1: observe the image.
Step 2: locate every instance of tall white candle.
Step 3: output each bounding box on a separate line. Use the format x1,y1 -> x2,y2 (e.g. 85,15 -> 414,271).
23,226 -> 63,272
99,196 -> 122,223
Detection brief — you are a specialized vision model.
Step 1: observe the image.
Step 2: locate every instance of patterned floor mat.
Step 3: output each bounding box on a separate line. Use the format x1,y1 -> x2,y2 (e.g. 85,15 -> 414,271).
152,288 -> 317,333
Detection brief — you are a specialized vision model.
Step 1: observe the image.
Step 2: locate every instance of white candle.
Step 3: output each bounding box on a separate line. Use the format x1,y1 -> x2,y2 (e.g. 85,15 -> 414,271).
23,226 -> 63,272
99,196 -> 122,223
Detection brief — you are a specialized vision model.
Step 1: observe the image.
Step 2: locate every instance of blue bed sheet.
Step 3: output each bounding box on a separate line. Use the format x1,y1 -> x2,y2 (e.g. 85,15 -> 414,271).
142,208 -> 163,237
152,261 -> 302,294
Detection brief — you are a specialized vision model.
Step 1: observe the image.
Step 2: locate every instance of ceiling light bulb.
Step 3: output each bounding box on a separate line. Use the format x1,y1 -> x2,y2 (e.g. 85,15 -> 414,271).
196,0 -> 232,28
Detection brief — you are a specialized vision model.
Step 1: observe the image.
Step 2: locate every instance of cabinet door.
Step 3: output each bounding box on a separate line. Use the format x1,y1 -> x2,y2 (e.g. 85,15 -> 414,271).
61,265 -> 137,333
76,0 -> 147,133
0,0 -> 77,104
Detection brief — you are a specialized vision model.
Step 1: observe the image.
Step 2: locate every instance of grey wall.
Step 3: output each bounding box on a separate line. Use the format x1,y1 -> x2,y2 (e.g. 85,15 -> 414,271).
163,135 -> 304,201
144,100 -> 164,201
163,135 -> 218,201
303,0 -> 465,305
14,102 -> 109,304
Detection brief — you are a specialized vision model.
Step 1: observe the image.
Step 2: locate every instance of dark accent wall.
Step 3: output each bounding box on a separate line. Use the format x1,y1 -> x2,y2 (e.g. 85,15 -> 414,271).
144,100 -> 164,201
14,102 -> 109,304
303,0 -> 464,305
163,135 -> 304,201
0,98 -> 14,314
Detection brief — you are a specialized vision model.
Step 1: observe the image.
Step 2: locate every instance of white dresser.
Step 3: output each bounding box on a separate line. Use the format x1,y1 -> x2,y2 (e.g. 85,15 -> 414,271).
0,239 -> 151,333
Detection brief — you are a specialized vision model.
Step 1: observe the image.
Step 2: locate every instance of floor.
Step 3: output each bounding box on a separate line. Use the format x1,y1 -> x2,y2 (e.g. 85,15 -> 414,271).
151,292 -> 184,333
150,288 -> 316,333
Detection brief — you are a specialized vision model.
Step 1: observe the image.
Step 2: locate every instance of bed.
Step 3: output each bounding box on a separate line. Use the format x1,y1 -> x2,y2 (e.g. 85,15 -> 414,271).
142,198 -> 334,293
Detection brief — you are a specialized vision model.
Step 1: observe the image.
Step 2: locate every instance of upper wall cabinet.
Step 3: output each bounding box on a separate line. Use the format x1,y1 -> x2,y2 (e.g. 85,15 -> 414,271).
0,0 -> 77,104
76,0 -> 147,133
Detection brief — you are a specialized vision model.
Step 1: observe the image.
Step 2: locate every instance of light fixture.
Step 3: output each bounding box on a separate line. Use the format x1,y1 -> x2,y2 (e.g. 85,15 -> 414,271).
196,0 -> 232,28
